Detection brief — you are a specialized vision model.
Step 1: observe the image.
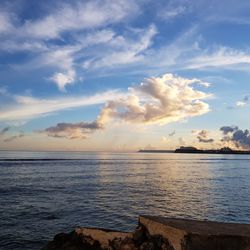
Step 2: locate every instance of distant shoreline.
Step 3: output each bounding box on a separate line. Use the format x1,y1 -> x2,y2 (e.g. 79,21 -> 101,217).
139,147 -> 250,155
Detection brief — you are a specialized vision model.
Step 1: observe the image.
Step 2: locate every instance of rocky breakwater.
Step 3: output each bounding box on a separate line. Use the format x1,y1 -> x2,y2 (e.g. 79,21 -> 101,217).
42,215 -> 250,250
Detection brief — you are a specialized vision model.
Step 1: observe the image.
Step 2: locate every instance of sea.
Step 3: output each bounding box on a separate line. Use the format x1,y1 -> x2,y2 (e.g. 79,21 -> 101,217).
1,151 -> 250,249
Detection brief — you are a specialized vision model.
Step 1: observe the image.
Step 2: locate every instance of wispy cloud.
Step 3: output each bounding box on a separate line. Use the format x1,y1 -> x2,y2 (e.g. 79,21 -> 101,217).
158,6 -> 186,21
0,0 -> 141,91
1,0 -> 138,39
2,0 -> 250,93
82,24 -> 157,70
0,90 -> 124,121
161,0 -> 250,25
183,46 -> 250,70
0,10 -> 13,33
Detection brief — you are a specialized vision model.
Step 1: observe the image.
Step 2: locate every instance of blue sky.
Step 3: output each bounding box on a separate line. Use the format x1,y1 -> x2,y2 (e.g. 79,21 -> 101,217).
0,0 -> 250,151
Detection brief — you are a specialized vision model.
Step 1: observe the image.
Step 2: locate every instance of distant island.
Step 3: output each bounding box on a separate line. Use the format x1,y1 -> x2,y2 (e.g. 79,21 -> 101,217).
139,146 -> 250,155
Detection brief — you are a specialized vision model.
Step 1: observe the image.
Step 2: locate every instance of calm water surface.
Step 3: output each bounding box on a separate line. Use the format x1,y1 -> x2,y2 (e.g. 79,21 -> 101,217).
1,151 -> 250,249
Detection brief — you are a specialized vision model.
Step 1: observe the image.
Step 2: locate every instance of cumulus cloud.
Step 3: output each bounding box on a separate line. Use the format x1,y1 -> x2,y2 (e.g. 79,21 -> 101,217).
99,73 -> 211,125
42,120 -> 104,139
220,126 -> 238,135
231,129 -> 250,149
220,126 -> 250,149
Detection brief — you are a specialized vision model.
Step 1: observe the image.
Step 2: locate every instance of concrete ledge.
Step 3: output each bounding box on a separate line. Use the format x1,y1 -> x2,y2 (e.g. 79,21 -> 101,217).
140,215 -> 250,250
42,216 -> 250,250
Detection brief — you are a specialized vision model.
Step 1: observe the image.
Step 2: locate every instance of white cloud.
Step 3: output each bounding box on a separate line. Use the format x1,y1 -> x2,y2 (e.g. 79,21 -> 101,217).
50,69 -> 76,91
0,90 -> 124,121
235,95 -> 249,108
3,0 -> 138,39
82,24 -> 157,69
36,73 -> 212,140
76,29 -> 116,48
0,0 -> 141,91
2,0 -> 250,90
159,6 -> 186,20
98,73 -> 211,125
236,101 -> 247,107
0,11 -> 13,33
139,26 -> 250,74
1,73 -> 211,139
183,46 -> 250,70
39,46 -> 79,70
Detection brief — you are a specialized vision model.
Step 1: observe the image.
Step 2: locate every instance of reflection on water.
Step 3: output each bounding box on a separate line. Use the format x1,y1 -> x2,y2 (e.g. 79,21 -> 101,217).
0,151 -> 250,249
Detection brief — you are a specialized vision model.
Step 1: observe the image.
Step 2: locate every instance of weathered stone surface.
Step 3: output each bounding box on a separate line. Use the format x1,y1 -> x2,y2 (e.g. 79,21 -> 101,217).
139,215 -> 250,250
42,216 -> 250,250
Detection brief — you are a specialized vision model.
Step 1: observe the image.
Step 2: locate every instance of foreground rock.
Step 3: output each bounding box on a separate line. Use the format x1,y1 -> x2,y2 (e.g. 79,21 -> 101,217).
42,215 -> 250,250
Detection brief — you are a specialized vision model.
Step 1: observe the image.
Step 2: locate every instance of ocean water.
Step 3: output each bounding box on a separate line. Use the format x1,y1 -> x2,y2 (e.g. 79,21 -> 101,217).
1,151 -> 250,249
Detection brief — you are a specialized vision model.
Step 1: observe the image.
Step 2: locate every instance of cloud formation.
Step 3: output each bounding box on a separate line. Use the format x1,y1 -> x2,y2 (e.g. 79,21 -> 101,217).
42,120 -> 104,139
2,0 -> 250,94
220,126 -> 250,149
220,126 -> 238,135
236,95 -> 249,107
0,0 -> 142,91
1,0 -> 137,39
196,130 -> 214,143
99,73 -> 211,125
158,6 -> 186,21
82,24 -> 157,70
40,73 -> 211,139
50,69 -> 76,92
0,90 -> 124,121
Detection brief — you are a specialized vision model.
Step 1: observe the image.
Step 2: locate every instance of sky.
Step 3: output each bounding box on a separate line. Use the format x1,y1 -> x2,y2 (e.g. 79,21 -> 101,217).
0,0 -> 250,151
